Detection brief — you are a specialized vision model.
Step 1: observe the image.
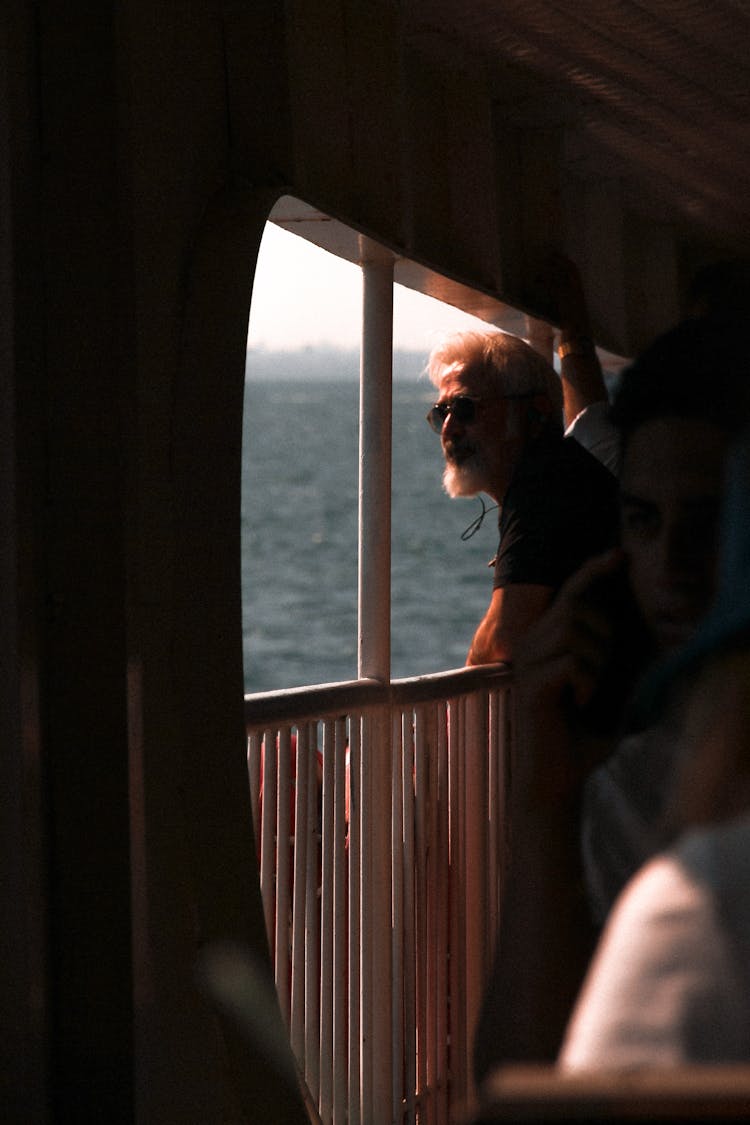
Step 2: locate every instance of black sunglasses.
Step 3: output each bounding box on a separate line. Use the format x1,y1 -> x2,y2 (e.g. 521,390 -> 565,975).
426,390 -> 538,433
425,395 -> 481,432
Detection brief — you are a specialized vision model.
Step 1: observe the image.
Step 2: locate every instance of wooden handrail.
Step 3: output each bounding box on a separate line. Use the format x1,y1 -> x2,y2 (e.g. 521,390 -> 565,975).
244,663 -> 512,728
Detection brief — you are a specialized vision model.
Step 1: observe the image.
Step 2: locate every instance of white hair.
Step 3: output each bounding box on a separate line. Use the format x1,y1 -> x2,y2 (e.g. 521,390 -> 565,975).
427,329 -> 563,431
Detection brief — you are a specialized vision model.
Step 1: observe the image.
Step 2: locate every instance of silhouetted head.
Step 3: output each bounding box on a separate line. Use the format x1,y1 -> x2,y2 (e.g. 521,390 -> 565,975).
611,315 -> 749,654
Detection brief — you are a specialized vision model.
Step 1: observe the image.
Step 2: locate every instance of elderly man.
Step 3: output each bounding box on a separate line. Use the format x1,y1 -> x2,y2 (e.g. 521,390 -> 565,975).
427,329 -> 618,664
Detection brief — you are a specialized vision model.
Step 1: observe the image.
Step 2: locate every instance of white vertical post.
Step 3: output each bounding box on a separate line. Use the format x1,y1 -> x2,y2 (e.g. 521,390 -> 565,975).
358,239 -> 394,683
358,239 -> 394,1123
463,693 -> 488,1117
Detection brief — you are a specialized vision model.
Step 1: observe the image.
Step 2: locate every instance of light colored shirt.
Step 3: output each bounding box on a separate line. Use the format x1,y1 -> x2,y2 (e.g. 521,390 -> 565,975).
560,813 -> 750,1069
565,400 -> 621,476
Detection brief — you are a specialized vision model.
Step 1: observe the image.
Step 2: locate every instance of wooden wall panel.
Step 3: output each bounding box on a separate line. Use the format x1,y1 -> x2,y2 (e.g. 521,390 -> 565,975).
122,4 -> 307,1121
403,49 -> 453,268
34,4 -> 134,1119
491,114 -> 526,311
623,214 -> 680,354
517,128 -> 565,304
343,0 -> 406,244
1,4 -> 49,1121
562,172 -> 629,358
223,0 -> 293,186
442,65 -> 502,290
284,0 -> 355,215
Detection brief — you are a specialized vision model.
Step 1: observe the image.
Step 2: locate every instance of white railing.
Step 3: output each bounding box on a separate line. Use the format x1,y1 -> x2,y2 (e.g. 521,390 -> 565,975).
246,664 -> 514,1124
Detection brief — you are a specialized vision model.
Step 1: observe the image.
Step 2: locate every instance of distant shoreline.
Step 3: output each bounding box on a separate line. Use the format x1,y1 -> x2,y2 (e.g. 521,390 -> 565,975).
245,345 -> 428,382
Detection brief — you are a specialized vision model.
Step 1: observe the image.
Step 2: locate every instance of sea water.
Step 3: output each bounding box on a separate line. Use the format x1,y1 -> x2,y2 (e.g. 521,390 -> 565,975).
242,376 -> 499,693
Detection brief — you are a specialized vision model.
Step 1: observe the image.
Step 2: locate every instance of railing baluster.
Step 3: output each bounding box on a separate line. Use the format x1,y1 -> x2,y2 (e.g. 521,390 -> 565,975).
348,717 -> 362,1125
413,706 -> 429,1123
304,722 -> 321,1106
276,725 -> 293,1022
391,709 -> 405,1121
449,696 -> 467,1115
320,719 -> 335,1122
359,712 -> 373,1123
463,691 -> 488,1111
402,710 -> 417,1121
260,728 -> 278,954
333,716 -> 348,1120
436,702 -> 449,1125
291,723 -> 310,1066
248,731 -> 262,860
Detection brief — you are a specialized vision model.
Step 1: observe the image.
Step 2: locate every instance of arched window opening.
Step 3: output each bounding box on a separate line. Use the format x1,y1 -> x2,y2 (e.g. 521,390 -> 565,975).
243,199 -> 519,693
242,199 -> 550,1123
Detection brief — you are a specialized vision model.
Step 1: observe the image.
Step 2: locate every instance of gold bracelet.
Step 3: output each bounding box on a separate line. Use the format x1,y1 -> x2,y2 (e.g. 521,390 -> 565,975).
557,336 -> 595,359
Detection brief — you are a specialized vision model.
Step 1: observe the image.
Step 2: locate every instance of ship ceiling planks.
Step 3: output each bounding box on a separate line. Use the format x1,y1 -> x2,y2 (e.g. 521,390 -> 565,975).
241,0 -> 750,356
407,0 -> 750,252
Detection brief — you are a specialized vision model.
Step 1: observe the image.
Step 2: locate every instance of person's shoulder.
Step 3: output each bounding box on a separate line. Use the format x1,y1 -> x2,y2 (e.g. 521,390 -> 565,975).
626,815 -> 750,929
562,842 -> 750,1069
624,847 -> 703,916
583,846 -> 717,993
565,401 -> 622,476
559,850 -> 711,1069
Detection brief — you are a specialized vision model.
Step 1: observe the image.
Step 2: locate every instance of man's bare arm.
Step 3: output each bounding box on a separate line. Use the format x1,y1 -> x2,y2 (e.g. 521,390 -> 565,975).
559,343 -> 608,430
466,584 -> 553,665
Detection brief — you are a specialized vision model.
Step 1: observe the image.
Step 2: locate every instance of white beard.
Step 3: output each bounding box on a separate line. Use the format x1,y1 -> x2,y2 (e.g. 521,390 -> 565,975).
442,453 -> 490,498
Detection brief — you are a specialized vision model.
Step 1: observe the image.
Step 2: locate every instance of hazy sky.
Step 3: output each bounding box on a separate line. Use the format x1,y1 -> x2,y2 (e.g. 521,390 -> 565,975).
248,223 -> 489,352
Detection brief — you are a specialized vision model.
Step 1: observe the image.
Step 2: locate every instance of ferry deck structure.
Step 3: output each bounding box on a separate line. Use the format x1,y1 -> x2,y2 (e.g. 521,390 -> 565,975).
4,2 -> 750,1121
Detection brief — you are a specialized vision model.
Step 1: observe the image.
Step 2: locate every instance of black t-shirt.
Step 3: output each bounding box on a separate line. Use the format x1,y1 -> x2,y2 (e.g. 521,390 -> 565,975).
493,434 -> 619,590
